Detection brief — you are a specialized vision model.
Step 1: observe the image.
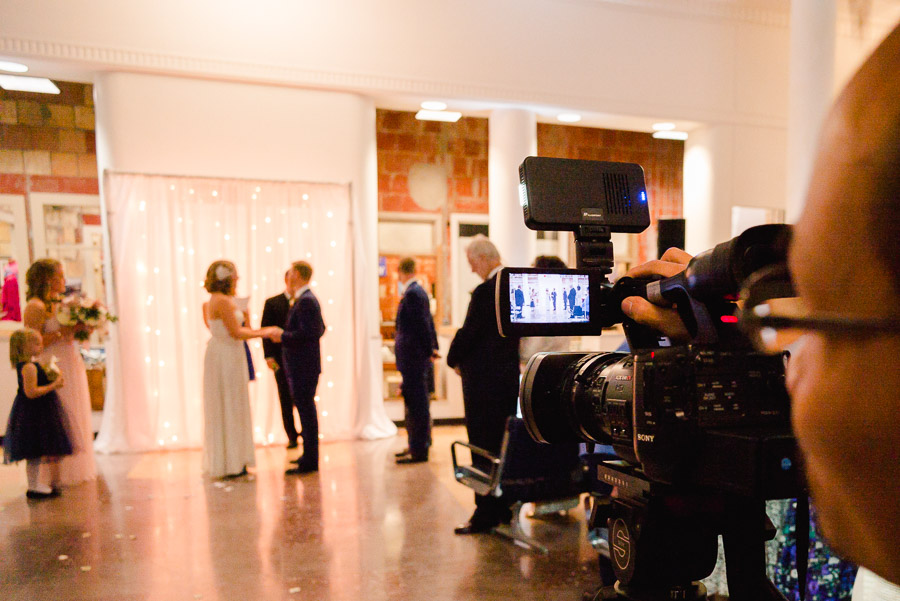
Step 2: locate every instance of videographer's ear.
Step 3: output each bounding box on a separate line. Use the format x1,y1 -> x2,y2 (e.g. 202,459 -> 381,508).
621,296 -> 690,342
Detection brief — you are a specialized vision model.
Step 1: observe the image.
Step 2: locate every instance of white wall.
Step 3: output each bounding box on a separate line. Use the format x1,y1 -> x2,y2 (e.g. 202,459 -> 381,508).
93,72 -> 383,434
3,0 -> 793,128
683,123 -> 787,252
94,73 -> 372,183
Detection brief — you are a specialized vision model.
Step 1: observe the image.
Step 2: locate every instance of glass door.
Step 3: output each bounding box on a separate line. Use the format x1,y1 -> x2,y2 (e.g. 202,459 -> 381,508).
29,192 -> 105,303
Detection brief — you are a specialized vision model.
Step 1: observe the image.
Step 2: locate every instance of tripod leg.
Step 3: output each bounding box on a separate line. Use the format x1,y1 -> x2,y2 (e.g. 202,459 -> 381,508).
722,498 -> 788,601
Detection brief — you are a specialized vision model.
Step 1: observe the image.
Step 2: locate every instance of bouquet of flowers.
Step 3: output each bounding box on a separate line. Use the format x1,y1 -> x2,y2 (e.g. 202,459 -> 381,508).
56,296 -> 119,341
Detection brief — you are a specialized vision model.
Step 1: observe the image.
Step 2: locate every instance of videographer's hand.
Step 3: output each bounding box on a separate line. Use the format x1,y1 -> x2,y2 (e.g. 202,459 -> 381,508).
620,248 -> 693,342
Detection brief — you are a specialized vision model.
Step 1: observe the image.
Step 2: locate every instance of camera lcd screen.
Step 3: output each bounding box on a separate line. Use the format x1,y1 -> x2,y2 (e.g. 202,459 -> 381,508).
509,272 -> 590,324
496,267 -> 607,337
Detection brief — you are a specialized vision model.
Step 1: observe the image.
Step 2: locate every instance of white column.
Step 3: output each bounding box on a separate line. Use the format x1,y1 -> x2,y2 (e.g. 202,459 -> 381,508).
683,125 -> 735,255
488,109 -> 537,267
786,0 -> 837,223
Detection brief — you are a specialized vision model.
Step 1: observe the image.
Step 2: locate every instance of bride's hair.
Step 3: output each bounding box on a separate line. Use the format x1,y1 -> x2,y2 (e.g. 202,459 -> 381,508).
204,260 -> 237,294
25,258 -> 62,308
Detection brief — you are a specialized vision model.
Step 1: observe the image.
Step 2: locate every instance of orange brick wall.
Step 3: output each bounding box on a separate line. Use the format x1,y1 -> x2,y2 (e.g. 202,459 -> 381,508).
376,111 -> 683,265
377,109 -> 488,214
538,123 -> 683,264
0,81 -> 99,196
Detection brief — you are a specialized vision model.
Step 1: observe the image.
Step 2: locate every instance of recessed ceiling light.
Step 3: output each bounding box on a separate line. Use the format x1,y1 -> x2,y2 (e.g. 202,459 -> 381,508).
0,75 -> 60,94
652,122 -> 676,131
652,131 -> 688,140
420,101 -> 447,111
557,113 -> 582,123
0,61 -> 28,73
415,109 -> 462,123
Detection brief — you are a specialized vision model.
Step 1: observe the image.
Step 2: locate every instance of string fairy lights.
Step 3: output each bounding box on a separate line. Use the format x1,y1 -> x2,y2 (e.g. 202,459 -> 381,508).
108,174 -> 355,450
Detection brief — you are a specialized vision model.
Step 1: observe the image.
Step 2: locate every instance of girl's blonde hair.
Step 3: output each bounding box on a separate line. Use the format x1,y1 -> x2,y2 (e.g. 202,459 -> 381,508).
204,260 -> 237,295
9,328 -> 41,367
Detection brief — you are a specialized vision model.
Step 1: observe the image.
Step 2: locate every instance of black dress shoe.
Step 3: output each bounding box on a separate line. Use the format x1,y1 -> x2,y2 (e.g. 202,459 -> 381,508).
394,448 -> 411,458
286,440 -> 299,450
221,466 -> 249,479
26,490 -> 60,500
290,454 -> 312,464
395,455 -> 427,464
285,463 -> 318,475
453,520 -> 497,535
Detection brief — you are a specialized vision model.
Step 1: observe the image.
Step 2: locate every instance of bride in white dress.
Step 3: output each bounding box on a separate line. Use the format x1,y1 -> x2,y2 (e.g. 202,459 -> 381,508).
202,260 -> 281,479
23,258 -> 97,488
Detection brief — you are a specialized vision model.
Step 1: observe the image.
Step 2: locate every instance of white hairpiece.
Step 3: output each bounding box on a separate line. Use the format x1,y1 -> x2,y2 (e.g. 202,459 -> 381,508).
215,264 -> 233,280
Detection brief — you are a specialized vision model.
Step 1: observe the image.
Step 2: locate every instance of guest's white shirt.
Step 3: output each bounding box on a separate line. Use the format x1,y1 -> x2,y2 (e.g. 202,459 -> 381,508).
853,569 -> 900,601
399,278 -> 419,296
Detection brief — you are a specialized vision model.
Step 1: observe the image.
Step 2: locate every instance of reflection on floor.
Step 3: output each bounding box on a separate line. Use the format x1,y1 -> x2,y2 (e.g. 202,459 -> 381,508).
0,426 -> 602,601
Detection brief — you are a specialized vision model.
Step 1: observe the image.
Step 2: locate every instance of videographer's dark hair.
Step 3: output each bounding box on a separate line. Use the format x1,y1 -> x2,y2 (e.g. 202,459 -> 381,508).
533,255 -> 567,269
25,258 -> 62,308
291,261 -> 313,282
399,257 -> 416,275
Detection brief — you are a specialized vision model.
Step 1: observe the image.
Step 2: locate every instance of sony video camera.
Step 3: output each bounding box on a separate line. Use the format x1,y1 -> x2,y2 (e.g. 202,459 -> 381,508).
496,157 -> 803,600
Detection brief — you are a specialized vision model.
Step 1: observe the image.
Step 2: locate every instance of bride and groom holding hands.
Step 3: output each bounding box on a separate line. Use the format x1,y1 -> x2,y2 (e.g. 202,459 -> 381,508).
202,259 -> 324,480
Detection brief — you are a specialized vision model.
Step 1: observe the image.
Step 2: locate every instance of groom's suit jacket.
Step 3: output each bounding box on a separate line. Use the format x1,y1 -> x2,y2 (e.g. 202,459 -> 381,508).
261,292 -> 291,366
394,281 -> 437,373
281,288 -> 326,380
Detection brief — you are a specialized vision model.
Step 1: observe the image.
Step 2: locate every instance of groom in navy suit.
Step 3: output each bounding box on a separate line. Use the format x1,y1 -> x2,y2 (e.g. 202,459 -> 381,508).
393,258 -> 439,464
274,261 -> 326,475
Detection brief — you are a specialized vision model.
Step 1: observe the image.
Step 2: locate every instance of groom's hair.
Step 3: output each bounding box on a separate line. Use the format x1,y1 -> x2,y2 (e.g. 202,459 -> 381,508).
291,261 -> 313,282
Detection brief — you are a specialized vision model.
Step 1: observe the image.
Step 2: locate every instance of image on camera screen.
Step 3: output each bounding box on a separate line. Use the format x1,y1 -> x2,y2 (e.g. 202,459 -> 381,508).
509,272 -> 590,323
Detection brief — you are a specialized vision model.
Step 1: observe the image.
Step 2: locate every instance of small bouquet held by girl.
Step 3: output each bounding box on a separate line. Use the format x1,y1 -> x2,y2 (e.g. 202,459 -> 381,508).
56,295 -> 118,341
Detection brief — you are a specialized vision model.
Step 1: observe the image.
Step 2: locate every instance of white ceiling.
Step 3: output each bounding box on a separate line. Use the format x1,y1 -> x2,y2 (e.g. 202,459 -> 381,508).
2,0 -> 899,134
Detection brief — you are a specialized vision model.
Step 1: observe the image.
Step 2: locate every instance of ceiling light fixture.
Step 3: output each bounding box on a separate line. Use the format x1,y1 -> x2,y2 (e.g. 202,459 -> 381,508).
652,122 -> 676,131
557,113 -> 582,123
652,131 -> 688,140
415,109 -> 462,123
0,75 -> 60,94
420,101 -> 447,111
0,61 -> 28,73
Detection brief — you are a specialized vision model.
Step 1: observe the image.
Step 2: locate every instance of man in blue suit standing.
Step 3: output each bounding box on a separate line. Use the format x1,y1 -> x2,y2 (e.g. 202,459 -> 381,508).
273,261 -> 326,475
513,285 -> 525,318
394,258 -> 439,464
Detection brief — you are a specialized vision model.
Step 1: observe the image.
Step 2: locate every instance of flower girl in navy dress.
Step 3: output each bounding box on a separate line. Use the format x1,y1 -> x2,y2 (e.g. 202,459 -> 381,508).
3,328 -> 72,499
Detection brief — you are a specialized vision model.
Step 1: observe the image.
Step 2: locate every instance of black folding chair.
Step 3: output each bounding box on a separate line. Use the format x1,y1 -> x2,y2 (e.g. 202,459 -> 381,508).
451,417 -> 587,553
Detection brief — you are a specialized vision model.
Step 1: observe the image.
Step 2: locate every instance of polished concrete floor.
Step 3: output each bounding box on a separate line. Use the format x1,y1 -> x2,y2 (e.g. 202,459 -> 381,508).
0,426 -> 603,601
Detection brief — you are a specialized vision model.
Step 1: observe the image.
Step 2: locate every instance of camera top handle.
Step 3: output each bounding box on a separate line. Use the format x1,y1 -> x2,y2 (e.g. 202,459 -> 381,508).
627,224 -> 794,348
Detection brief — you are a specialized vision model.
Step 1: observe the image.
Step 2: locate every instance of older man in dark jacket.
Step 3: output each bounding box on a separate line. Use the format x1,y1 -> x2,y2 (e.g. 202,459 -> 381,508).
447,235 -> 520,534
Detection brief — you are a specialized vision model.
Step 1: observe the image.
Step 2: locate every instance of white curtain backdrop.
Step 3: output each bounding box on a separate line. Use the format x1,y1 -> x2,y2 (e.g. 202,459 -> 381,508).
95,173 -> 394,453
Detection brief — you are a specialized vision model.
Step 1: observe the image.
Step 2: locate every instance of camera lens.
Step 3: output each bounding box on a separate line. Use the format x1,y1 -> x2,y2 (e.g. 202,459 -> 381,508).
521,351 -> 632,454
